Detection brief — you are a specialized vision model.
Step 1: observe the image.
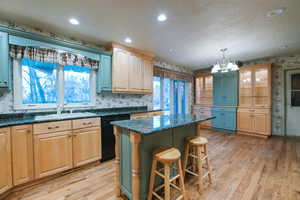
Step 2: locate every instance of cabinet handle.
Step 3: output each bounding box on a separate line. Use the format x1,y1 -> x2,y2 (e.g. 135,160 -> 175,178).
83,122 -> 92,125
48,126 -> 60,129
68,134 -> 73,137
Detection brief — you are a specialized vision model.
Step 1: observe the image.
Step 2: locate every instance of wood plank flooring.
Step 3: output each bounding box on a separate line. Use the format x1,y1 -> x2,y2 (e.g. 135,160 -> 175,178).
5,130 -> 300,200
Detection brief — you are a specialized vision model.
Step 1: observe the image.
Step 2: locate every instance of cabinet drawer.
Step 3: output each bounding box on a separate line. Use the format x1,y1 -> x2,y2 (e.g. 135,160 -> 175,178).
149,111 -> 164,117
34,120 -> 72,135
72,117 -> 101,129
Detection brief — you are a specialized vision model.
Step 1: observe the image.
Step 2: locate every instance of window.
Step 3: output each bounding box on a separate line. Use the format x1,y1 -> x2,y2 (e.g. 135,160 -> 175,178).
14,58 -> 96,110
291,74 -> 300,107
153,76 -> 190,114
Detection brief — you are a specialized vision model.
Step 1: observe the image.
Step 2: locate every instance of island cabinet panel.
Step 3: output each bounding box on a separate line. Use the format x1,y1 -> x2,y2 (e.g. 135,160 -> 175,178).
97,54 -> 112,93
238,64 -> 272,137
108,42 -> 155,94
0,127 -> 12,194
119,124 -> 196,200
72,127 -> 101,167
34,131 -> 73,179
11,125 -> 34,186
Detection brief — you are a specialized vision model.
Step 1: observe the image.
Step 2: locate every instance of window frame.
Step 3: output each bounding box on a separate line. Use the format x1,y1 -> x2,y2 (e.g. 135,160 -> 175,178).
13,58 -> 96,110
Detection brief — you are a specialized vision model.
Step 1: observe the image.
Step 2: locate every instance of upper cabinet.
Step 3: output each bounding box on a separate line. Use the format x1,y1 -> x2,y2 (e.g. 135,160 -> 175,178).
97,54 -> 112,93
195,73 -> 213,105
107,42 -> 155,94
0,31 -> 9,89
239,64 -> 272,108
213,71 -> 239,106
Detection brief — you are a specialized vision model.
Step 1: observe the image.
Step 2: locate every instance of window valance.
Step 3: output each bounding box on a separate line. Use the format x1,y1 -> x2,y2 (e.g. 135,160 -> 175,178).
9,44 -> 99,69
154,66 -> 193,82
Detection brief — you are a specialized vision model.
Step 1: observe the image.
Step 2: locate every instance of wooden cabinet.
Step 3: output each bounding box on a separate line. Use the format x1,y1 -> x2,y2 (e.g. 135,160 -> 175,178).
195,73 -> 213,105
0,31 -> 9,88
108,42 -> 155,94
237,108 -> 271,136
131,111 -> 164,119
33,121 -> 73,179
0,127 -> 12,194
192,105 -> 211,129
97,54 -> 112,93
73,127 -> 101,167
239,64 -> 271,108
72,118 -> 101,167
11,125 -> 34,186
238,64 -> 272,137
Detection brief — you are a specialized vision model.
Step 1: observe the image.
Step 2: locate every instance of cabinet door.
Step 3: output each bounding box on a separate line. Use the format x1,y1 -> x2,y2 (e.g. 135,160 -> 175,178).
143,58 -> 153,93
112,48 -> 129,92
0,128 -> 12,194
203,75 -> 213,105
11,125 -> 34,186
73,127 -> 101,167
213,74 -> 222,105
237,109 -> 253,132
239,68 -> 253,107
129,54 -> 143,92
224,111 -> 236,131
0,31 -> 9,88
211,110 -> 222,129
97,54 -> 112,93
253,110 -> 270,135
34,131 -> 73,179
253,67 -> 271,107
195,76 -> 204,104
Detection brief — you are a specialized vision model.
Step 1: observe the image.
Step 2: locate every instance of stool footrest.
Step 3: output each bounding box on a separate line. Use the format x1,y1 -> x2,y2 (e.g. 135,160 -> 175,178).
152,192 -> 164,200
185,169 -> 199,177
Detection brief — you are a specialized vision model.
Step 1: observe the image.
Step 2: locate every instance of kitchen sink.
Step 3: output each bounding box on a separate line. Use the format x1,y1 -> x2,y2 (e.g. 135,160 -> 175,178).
34,112 -> 97,120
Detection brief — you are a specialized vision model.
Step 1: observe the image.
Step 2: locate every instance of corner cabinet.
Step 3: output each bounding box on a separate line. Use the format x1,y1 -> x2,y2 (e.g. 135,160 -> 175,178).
107,42 -> 155,94
237,64 -> 272,137
0,31 -> 9,88
0,127 -> 12,194
97,54 -> 112,93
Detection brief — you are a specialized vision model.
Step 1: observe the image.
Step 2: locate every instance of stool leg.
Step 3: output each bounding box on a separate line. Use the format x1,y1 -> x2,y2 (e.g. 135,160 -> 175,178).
164,164 -> 171,200
204,144 -> 212,184
183,143 -> 189,180
192,146 -> 196,172
197,146 -> 204,193
177,159 -> 186,199
147,159 -> 157,200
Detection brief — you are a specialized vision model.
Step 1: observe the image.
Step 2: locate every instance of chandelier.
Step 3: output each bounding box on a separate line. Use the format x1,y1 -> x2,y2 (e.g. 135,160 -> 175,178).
211,48 -> 239,73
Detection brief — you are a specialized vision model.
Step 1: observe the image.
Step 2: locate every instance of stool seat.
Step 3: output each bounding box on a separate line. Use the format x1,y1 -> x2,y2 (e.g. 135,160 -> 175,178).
155,147 -> 181,163
187,136 -> 208,146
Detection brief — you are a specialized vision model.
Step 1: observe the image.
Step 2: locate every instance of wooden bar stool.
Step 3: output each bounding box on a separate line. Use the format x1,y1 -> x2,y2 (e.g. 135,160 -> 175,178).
183,136 -> 212,193
147,147 -> 186,200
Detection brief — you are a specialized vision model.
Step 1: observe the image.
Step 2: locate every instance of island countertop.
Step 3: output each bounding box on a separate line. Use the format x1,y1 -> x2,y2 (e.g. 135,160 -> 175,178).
111,114 -> 215,134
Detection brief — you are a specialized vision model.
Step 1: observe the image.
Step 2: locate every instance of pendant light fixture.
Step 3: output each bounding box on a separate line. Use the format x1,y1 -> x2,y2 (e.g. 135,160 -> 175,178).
211,48 -> 239,73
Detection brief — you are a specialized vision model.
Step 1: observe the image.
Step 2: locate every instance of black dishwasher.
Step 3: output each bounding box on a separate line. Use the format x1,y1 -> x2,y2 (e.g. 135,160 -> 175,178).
101,114 -> 130,162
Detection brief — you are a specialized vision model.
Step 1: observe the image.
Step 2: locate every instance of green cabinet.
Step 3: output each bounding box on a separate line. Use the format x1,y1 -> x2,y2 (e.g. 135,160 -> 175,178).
97,54 -> 112,93
0,31 -> 9,88
211,107 -> 237,131
213,71 -> 239,106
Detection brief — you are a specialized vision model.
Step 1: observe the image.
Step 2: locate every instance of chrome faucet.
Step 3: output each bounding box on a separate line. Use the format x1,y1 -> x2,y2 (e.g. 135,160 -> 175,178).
57,104 -> 63,115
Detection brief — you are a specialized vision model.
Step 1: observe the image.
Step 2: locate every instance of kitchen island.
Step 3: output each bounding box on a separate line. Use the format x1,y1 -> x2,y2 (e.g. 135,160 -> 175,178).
112,114 -> 214,200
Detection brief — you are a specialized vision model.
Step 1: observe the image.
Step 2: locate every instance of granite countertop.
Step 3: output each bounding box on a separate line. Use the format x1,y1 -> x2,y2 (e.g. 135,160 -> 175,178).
111,114 -> 215,134
0,107 -> 162,128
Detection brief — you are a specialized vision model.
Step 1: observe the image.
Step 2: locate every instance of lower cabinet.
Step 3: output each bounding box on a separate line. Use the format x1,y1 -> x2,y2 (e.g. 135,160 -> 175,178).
34,131 -> 73,179
0,127 -> 12,194
237,108 -> 271,136
192,105 -> 211,129
211,107 -> 237,131
11,125 -> 34,186
73,127 -> 101,167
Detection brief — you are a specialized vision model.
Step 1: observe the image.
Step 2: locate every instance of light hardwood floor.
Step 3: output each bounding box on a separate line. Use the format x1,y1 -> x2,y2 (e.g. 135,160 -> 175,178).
5,130 -> 300,200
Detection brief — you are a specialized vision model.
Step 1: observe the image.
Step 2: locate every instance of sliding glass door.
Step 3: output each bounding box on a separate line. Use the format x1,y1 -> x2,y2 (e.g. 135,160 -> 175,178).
174,80 -> 186,114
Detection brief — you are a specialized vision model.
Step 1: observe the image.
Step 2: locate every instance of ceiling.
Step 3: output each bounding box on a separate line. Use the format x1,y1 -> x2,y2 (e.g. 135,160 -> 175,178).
0,0 -> 299,69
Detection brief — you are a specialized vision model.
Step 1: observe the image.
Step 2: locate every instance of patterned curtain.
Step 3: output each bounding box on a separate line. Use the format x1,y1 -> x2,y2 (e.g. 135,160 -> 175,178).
10,44 -> 99,69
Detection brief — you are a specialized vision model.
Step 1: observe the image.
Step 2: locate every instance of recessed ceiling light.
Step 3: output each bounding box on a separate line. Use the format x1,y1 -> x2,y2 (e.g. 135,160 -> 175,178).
267,8 -> 286,17
157,14 -> 167,22
169,48 -> 175,53
69,18 -> 79,25
124,37 -> 132,44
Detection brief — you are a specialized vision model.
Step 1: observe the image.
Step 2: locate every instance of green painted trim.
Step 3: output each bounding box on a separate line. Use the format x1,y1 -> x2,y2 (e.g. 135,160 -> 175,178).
0,25 -> 112,56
